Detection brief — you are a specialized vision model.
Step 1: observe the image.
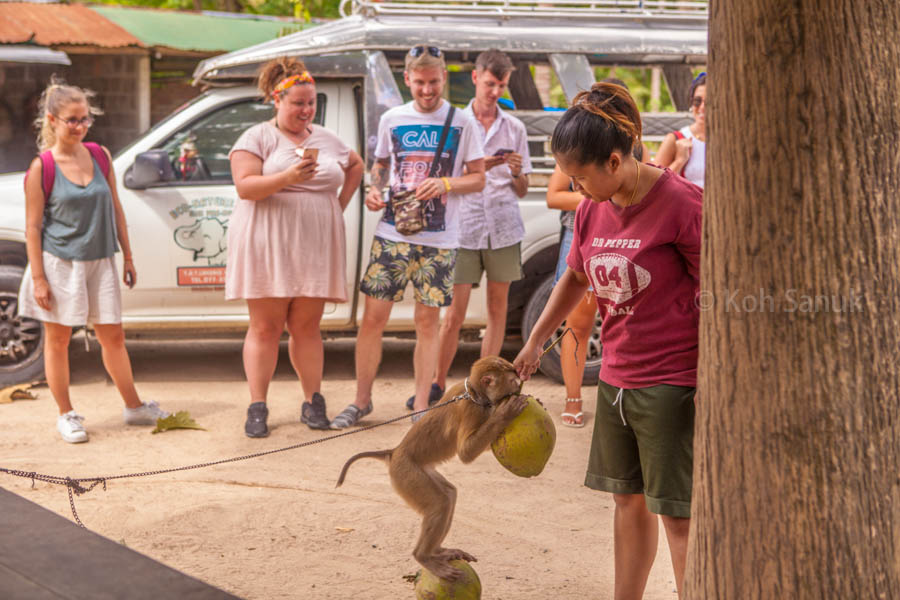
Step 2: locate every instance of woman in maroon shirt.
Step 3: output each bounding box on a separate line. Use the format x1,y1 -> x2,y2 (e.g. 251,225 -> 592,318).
515,81 -> 702,599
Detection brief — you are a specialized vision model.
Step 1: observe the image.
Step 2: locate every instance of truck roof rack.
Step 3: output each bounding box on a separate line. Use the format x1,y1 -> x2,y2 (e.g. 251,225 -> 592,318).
341,0 -> 708,21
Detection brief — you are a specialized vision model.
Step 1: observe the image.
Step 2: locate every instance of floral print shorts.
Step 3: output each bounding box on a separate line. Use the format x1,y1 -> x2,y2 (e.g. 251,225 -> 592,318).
360,236 -> 457,307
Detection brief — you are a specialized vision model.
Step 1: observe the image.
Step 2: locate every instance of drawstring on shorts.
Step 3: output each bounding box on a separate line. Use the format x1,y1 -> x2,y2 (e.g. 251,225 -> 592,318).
611,387 -> 627,426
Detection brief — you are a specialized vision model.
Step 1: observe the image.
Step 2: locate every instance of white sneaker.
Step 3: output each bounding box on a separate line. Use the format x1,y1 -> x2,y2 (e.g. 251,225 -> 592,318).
57,411 -> 88,443
123,400 -> 170,425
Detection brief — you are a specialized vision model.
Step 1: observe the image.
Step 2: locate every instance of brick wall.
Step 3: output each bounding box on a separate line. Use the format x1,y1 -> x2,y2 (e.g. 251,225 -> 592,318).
0,53 -> 148,173
0,63 -> 55,172
66,54 -> 144,155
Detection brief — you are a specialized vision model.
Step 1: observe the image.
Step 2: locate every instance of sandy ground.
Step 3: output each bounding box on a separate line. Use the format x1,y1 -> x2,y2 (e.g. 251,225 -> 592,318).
1,338 -> 677,599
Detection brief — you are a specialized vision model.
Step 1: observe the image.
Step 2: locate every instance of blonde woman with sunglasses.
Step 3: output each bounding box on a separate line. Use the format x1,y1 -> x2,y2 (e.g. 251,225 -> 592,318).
655,72 -> 706,189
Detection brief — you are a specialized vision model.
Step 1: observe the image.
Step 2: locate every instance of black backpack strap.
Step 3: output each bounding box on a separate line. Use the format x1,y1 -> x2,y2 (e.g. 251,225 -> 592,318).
428,105 -> 456,179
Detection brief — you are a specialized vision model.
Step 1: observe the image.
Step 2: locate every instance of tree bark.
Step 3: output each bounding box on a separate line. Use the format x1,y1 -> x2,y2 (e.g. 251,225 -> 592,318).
686,1 -> 900,598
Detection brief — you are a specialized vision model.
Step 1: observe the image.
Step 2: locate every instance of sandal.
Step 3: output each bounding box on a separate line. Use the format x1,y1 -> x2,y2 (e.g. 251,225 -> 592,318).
301,392 -> 330,430
329,401 -> 373,430
561,399 -> 585,428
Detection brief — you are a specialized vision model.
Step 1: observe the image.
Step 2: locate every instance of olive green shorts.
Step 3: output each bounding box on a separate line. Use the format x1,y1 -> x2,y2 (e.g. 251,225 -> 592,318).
453,243 -> 523,285
584,379 -> 695,518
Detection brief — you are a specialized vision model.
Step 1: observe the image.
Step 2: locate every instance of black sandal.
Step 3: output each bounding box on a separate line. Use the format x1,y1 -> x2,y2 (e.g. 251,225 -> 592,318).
301,392 -> 330,430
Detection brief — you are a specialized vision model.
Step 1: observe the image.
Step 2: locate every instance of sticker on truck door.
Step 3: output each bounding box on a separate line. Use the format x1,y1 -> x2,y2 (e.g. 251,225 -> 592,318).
170,196 -> 233,287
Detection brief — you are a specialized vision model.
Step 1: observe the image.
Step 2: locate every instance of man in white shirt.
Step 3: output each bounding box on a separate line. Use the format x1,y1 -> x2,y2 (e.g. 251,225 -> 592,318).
331,45 -> 486,428
425,49 -> 531,403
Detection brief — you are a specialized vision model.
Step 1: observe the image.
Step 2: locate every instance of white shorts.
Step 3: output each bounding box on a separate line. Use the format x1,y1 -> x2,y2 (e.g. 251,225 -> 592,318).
18,251 -> 122,326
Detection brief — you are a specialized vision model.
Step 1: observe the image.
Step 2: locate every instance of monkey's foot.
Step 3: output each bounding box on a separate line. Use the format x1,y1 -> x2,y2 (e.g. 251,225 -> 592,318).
437,547 -> 477,563
418,555 -> 465,581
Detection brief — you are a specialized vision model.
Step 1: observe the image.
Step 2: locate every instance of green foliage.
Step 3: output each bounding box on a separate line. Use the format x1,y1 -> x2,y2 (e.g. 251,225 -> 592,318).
151,410 -> 206,433
91,0 -> 342,19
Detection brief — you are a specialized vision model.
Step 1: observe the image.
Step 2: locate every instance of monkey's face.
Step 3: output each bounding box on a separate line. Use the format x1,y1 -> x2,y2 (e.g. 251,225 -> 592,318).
480,364 -> 522,403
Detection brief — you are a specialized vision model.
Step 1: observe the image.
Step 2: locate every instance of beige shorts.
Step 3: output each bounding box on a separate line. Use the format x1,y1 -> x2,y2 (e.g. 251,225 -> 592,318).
18,251 -> 122,326
453,243 -> 523,285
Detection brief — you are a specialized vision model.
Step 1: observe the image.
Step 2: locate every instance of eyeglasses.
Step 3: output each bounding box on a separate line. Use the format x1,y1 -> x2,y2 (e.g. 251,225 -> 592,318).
408,46 -> 442,58
691,96 -> 706,108
57,116 -> 94,129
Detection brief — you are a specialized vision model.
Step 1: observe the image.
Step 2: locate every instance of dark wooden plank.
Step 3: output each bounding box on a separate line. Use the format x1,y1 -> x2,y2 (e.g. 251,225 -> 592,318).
0,563 -> 65,600
0,487 -> 242,600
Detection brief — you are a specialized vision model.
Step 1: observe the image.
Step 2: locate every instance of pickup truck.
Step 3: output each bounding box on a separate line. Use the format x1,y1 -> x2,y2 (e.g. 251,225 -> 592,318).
0,0 -> 707,386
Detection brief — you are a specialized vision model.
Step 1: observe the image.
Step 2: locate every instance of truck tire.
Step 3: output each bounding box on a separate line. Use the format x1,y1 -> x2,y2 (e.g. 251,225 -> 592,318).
0,265 -> 45,386
521,273 -> 602,385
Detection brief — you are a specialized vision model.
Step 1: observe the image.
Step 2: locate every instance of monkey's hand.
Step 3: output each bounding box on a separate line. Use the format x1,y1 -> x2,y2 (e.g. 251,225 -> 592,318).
495,394 -> 528,425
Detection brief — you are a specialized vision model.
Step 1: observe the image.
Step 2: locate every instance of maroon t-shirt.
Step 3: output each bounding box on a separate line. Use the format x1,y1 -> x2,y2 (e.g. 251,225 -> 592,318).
567,169 -> 702,388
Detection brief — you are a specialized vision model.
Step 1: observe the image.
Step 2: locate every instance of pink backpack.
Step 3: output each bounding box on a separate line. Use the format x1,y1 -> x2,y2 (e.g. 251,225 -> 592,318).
24,142 -> 110,199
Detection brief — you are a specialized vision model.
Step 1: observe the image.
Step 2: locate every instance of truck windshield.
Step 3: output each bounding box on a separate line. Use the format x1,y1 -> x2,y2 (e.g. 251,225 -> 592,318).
114,93 -> 211,159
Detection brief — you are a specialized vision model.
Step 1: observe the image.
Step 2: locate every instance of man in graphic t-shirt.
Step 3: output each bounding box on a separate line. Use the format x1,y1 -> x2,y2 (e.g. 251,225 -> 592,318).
330,45 -> 486,429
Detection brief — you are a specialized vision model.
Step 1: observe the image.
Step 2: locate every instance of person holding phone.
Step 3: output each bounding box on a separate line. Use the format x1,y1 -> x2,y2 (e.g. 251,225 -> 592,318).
424,49 -> 531,408
330,45 -> 485,429
18,77 -> 170,444
228,57 -> 364,437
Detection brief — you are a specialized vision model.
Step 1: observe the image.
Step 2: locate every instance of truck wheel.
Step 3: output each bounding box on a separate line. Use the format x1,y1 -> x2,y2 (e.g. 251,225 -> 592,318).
521,274 -> 601,385
0,265 -> 45,386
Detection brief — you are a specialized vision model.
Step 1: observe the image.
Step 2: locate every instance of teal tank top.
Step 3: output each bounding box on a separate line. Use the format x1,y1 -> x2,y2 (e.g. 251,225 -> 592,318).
41,157 -> 119,261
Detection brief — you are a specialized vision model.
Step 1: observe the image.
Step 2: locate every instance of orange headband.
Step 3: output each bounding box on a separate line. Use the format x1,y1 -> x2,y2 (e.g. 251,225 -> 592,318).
274,72 -> 315,95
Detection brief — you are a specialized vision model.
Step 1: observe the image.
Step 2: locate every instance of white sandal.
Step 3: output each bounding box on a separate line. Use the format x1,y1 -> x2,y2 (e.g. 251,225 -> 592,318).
561,399 -> 585,428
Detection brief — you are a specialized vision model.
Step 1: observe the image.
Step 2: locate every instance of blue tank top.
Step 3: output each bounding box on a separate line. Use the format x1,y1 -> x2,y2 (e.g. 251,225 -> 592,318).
41,157 -> 118,261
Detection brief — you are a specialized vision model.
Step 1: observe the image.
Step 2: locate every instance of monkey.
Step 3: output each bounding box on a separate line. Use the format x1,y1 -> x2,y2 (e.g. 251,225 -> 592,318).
336,356 -> 528,581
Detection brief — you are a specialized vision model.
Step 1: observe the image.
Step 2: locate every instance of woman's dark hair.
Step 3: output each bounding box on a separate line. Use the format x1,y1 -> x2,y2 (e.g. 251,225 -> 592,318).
689,72 -> 707,102
551,81 -> 641,166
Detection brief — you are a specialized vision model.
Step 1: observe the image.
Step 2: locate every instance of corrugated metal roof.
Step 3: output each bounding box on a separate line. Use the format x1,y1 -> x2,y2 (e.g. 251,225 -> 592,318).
0,3 -> 142,48
91,6 -> 309,53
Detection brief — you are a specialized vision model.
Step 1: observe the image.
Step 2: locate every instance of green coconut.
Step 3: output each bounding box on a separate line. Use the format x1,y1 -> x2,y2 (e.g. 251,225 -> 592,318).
414,560 -> 482,600
491,395 -> 556,477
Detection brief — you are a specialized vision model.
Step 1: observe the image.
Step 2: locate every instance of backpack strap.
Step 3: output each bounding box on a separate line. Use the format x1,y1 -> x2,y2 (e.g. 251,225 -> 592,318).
21,151 -> 56,199
428,105 -> 456,179
24,143 -> 110,200
84,142 -> 111,179
671,130 -> 687,176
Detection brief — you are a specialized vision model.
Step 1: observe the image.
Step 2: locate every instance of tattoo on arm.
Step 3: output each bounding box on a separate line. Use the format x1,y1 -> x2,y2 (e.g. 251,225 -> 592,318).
371,164 -> 389,190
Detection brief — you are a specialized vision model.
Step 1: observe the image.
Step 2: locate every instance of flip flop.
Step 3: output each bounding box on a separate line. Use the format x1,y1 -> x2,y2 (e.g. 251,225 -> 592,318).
560,411 -> 585,428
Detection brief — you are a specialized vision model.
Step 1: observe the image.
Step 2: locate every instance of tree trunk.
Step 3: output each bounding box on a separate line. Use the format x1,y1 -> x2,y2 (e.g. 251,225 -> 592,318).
686,2 -> 900,598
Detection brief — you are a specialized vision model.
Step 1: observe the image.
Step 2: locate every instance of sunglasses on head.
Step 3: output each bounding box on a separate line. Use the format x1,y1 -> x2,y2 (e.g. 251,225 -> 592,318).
409,45 -> 442,58
692,71 -> 706,84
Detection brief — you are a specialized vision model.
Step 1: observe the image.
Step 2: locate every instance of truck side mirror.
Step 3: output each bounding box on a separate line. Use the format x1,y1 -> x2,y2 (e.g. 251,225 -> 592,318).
124,150 -> 175,189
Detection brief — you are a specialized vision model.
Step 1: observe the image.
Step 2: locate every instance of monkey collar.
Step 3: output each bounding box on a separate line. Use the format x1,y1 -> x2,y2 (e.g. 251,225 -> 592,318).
456,377 -> 493,408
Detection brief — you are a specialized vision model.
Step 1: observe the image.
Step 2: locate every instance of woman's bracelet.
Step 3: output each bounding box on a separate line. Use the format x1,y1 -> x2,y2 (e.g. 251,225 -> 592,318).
440,177 -> 452,193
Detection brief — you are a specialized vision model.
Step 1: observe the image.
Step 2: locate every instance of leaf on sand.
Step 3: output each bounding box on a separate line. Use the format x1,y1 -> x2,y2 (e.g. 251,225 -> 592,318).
335,527 -> 354,533
151,410 -> 206,434
0,384 -> 38,404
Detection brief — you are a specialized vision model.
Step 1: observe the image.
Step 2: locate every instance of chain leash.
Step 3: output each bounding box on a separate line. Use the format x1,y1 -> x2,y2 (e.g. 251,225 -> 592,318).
0,400 -> 457,527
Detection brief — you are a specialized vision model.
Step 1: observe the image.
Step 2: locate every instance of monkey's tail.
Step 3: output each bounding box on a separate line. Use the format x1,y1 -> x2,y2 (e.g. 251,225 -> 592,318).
336,450 -> 392,487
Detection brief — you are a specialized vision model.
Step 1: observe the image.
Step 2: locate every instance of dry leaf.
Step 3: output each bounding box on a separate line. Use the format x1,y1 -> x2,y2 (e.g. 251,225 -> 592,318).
151,410 -> 205,434
0,384 -> 38,404
335,527 -> 354,533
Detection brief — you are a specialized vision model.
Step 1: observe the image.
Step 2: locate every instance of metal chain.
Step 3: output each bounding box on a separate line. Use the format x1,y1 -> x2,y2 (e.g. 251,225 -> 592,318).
0,399 -> 458,527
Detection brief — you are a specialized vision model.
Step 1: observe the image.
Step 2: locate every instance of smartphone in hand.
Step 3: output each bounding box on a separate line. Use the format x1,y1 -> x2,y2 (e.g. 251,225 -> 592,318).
296,147 -> 319,161
493,148 -> 514,158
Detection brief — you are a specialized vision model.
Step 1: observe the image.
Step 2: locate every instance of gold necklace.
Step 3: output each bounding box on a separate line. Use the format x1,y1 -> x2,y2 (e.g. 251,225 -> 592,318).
626,157 -> 641,207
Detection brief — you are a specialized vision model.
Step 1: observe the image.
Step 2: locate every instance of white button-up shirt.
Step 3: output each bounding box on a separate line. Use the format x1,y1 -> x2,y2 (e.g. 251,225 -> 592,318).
457,101 -> 532,250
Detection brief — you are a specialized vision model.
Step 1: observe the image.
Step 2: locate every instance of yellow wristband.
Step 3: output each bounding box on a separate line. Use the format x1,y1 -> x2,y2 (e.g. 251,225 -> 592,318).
440,177 -> 451,193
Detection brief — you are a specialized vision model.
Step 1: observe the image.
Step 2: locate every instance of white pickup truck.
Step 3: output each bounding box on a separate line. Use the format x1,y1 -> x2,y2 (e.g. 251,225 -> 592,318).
0,0 -> 707,386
